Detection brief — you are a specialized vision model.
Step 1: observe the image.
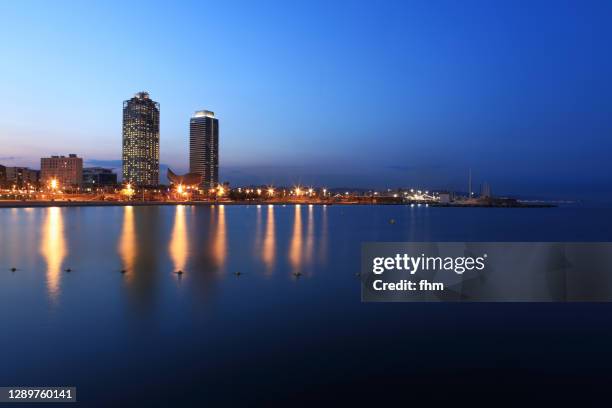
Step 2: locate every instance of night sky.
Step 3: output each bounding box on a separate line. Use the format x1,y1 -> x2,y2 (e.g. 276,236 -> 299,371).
1,0 -> 611,200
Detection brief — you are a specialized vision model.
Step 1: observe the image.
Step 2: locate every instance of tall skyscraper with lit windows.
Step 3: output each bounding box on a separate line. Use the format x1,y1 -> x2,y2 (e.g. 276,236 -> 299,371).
122,92 -> 160,186
189,110 -> 219,189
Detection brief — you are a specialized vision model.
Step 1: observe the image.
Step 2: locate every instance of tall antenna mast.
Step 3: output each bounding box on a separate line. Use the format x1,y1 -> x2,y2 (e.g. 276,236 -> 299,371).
468,168 -> 472,199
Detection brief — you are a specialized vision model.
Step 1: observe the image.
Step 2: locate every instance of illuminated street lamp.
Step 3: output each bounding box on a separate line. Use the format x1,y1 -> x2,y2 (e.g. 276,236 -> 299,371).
174,183 -> 190,201
267,187 -> 275,197
121,183 -> 134,200
48,178 -> 59,200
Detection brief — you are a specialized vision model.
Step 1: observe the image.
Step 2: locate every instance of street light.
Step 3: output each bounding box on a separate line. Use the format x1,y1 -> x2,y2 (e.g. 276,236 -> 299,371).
49,178 -> 59,200
122,183 -> 134,200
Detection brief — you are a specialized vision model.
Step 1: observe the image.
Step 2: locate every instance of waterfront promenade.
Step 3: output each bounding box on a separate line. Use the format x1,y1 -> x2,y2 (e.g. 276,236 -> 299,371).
0,199 -> 554,209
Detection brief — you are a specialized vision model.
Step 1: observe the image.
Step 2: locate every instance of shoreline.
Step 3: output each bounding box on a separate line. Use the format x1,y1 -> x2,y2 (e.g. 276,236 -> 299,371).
0,200 -> 556,209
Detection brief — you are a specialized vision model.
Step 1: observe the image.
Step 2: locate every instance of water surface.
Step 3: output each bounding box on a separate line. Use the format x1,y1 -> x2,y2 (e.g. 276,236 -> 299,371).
1,205 -> 612,405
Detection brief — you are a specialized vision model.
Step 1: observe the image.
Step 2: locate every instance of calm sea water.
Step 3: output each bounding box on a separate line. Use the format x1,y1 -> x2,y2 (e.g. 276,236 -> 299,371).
1,204 -> 612,405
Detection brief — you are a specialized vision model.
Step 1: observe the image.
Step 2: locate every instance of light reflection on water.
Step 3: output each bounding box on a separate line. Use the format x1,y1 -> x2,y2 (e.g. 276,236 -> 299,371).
169,205 -> 187,274
288,204 -> 302,273
305,205 -> 315,275
3,203 -> 525,307
212,205 -> 226,272
262,204 -> 276,275
40,207 -> 66,302
319,205 -> 328,264
118,205 -> 136,283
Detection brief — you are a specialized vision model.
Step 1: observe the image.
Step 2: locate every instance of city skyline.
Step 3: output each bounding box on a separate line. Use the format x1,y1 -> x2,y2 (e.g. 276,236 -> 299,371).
1,1 -> 612,200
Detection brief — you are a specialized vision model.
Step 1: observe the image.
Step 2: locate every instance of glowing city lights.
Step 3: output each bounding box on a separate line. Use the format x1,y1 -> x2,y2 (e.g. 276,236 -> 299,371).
121,183 -> 135,199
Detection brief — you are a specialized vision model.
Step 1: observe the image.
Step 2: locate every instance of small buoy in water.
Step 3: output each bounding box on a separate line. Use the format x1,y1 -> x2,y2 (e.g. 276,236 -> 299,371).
176,270 -> 183,275
10,267 -> 17,272
234,271 -> 242,277
293,271 -> 302,277
389,218 -> 396,224
65,268 -> 72,273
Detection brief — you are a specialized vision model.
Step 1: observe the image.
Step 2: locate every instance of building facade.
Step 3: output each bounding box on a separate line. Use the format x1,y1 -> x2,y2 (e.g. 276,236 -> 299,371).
5,167 -> 39,187
83,167 -> 118,186
41,154 -> 83,188
0,165 -> 6,187
122,91 -> 160,186
438,192 -> 454,204
189,110 -> 219,189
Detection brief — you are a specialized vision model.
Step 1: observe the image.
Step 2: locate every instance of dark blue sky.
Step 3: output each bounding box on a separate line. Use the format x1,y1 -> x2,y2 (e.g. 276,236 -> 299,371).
0,0 -> 611,199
